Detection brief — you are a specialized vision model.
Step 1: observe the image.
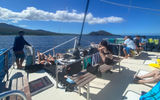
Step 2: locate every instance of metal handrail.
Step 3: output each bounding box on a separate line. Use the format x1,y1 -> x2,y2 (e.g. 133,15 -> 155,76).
42,37 -> 78,54
35,37 -> 78,58
0,90 -> 27,100
0,47 -> 13,57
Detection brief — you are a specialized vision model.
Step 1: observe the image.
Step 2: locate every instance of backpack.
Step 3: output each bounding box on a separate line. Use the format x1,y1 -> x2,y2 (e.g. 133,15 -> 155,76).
65,60 -> 82,76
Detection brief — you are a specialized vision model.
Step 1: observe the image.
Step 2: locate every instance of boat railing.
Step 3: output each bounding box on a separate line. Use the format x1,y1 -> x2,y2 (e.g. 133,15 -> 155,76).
36,36 -> 78,58
0,90 -> 27,100
0,37 -> 78,82
0,47 -> 14,81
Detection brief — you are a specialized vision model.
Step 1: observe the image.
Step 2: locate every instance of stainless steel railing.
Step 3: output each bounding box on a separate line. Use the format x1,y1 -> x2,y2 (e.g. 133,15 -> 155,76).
0,90 -> 27,100
0,47 -> 13,81
36,36 -> 78,58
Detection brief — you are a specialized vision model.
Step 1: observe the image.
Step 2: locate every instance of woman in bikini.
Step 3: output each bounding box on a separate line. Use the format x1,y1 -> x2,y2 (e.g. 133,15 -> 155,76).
98,40 -> 113,65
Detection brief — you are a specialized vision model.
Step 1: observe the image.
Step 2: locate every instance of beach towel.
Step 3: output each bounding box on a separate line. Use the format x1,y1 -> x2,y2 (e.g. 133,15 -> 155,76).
83,56 -> 92,69
92,52 -> 101,66
140,81 -> 160,100
149,59 -> 160,69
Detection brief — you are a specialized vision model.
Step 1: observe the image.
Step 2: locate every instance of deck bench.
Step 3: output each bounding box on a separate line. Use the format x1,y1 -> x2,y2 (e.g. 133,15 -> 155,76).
70,70 -> 96,100
98,56 -> 122,73
4,73 -> 32,100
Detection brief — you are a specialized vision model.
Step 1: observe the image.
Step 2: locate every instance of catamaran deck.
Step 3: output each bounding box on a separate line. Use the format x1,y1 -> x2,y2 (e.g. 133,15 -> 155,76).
3,51 -> 159,100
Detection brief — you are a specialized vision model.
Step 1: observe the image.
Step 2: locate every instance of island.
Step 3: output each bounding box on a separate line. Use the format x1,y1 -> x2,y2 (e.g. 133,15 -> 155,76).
0,23 -> 115,36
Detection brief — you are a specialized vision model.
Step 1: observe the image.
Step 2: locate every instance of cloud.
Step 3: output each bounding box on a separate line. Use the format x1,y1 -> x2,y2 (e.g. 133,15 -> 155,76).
0,6 -> 124,24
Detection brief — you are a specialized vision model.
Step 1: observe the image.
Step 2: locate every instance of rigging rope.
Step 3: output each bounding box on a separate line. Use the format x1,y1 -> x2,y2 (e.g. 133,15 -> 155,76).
100,0 -> 160,12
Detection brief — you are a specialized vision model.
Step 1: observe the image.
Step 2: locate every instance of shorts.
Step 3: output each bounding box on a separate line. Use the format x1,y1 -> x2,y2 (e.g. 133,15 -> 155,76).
124,47 -> 132,54
14,51 -> 25,59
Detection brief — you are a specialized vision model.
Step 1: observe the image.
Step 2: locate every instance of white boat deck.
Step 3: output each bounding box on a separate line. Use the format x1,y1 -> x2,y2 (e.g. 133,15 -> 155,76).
3,51 -> 160,100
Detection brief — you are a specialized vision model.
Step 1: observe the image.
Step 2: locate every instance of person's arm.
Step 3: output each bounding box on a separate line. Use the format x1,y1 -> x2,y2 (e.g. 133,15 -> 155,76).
22,36 -> 31,46
123,40 -> 127,46
24,39 -> 31,46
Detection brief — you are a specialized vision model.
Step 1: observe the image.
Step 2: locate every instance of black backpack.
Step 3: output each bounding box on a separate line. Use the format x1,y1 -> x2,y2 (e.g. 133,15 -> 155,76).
65,60 -> 82,76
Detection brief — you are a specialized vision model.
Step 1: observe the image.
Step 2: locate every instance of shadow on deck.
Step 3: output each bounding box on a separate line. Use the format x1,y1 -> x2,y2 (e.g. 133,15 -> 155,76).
81,66 -> 136,100
134,52 -> 151,60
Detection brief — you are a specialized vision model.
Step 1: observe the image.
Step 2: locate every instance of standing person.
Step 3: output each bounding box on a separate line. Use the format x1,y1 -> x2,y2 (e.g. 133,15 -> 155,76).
13,31 -> 31,69
123,36 -> 136,58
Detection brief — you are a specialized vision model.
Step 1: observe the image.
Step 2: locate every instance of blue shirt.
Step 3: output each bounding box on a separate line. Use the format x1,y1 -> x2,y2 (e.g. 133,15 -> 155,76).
13,36 -> 30,52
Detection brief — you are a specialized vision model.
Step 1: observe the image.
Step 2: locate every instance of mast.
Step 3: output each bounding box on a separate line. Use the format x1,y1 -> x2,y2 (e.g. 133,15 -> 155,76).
78,0 -> 90,46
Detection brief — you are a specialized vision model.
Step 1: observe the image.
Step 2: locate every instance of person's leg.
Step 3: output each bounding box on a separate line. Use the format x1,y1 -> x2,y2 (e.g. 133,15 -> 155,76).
19,58 -> 24,68
137,70 -> 159,79
137,75 -> 160,84
126,47 -> 132,57
16,58 -> 20,68
123,48 -> 128,58
15,52 -> 20,68
19,51 -> 25,68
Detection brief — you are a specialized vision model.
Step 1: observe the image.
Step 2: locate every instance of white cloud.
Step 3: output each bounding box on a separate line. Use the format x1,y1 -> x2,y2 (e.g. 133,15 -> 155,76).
0,6 -> 124,24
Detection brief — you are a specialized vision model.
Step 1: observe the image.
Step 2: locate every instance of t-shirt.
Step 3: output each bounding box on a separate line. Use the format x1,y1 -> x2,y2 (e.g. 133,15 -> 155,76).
13,36 -> 30,52
124,38 -> 136,50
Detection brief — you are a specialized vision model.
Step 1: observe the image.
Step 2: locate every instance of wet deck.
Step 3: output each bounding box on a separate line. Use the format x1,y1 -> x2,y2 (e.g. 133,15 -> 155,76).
2,51 -> 160,100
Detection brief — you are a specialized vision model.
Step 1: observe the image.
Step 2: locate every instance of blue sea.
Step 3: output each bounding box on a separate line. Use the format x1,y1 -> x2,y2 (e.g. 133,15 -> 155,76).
0,35 -> 120,53
0,35 -> 160,53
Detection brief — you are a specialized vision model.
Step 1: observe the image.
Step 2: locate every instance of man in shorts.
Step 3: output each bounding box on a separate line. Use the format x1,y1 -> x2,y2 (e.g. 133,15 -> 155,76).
123,36 -> 136,58
13,31 -> 31,69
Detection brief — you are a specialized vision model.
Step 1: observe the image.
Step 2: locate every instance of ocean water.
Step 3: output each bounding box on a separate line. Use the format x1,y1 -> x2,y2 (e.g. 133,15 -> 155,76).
0,35 -> 121,53
1,35 -> 160,53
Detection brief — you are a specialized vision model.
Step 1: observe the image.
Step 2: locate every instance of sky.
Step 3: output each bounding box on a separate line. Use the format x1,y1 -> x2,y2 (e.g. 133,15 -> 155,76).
0,0 -> 160,35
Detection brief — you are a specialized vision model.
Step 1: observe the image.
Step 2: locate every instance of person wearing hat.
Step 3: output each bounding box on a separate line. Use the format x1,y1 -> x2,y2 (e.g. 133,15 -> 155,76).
13,31 -> 31,69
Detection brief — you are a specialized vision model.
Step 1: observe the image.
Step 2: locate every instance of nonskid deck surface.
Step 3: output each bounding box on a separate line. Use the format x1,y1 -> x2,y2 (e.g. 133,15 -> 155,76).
3,51 -> 159,100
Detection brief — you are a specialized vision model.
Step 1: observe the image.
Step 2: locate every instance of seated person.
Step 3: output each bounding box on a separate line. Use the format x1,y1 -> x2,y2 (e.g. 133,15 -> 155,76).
134,69 -> 160,84
134,36 -> 141,53
140,36 -> 147,50
37,51 -> 55,65
37,51 -> 47,64
123,36 -> 136,58
98,40 -> 113,65
47,54 -> 56,65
